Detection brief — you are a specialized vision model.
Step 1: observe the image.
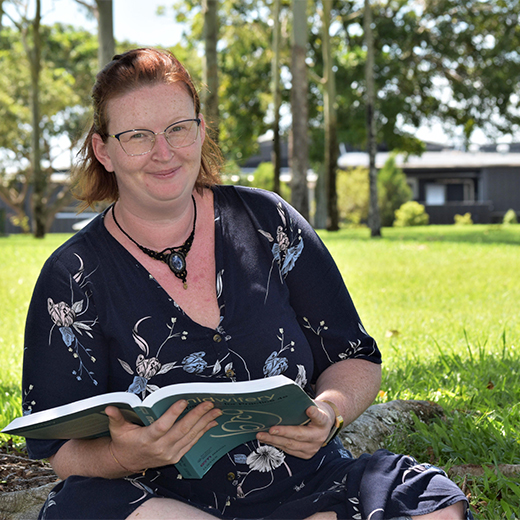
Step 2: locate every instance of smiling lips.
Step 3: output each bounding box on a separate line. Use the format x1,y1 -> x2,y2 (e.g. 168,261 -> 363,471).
149,166 -> 181,177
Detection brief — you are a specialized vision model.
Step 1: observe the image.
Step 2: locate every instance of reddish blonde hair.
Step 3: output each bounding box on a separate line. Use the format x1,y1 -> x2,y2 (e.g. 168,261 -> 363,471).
72,48 -> 222,210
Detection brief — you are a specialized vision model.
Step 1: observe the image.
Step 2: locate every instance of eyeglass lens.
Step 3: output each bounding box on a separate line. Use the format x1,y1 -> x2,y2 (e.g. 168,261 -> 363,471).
119,119 -> 199,156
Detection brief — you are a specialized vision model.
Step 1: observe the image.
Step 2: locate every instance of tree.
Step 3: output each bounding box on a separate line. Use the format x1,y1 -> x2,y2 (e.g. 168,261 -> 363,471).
321,0 -> 338,231
167,0 -> 275,165
5,0 -> 46,237
95,0 -> 114,66
270,0 -> 282,195
364,0 -> 380,237
202,0 -> 219,141
290,0 -> 309,221
0,23 -> 98,234
74,0 -> 114,67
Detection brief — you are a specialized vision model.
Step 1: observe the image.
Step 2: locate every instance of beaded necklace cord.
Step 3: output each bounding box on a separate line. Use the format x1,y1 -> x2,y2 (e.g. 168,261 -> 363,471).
111,195 -> 197,289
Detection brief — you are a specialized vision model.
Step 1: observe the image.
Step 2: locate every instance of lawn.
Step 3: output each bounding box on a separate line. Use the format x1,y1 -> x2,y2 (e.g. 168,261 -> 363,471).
1,224 -> 520,517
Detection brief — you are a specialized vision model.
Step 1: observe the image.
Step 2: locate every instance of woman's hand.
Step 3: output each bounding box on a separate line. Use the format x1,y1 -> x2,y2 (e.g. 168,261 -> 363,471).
255,401 -> 336,459
105,400 -> 222,473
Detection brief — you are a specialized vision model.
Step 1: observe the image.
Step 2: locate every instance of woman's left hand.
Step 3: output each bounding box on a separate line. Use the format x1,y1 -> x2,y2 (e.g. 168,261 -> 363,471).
255,401 -> 335,459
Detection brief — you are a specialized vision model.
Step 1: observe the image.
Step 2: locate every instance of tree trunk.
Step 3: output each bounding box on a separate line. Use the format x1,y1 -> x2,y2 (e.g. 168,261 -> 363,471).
28,0 -> 45,238
0,0 -> 5,30
271,0 -> 282,195
290,0 -> 309,221
95,0 -> 114,68
203,0 -> 220,142
322,0 -> 339,231
364,0 -> 381,237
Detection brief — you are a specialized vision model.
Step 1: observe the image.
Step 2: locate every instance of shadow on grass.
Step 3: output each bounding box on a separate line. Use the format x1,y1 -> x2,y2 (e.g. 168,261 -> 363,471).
381,335 -> 520,467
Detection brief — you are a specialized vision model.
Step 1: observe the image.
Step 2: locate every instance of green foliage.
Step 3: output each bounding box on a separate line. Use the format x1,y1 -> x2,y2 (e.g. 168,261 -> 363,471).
337,167 -> 369,225
337,157 -> 411,227
9,215 -> 30,233
222,162 -> 291,201
394,201 -> 430,227
167,0 -> 275,164
377,155 -> 412,227
503,209 -> 518,225
454,212 -> 473,225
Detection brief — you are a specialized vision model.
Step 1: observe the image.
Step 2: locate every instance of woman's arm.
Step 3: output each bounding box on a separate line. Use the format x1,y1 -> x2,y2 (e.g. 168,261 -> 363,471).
257,359 -> 381,459
314,358 -> 382,428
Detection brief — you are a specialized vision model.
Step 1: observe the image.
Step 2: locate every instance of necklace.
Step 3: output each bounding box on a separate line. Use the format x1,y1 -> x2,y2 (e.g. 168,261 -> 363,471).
112,196 -> 197,290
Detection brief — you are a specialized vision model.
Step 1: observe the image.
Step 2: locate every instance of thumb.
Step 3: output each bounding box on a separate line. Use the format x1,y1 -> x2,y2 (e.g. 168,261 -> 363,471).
105,405 -> 128,429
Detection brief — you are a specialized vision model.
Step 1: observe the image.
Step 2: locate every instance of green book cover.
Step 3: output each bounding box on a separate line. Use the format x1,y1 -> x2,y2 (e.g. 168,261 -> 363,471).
2,375 -> 314,478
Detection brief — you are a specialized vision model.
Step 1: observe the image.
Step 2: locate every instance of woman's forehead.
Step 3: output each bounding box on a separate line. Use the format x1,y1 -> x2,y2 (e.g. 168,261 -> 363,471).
106,82 -> 196,130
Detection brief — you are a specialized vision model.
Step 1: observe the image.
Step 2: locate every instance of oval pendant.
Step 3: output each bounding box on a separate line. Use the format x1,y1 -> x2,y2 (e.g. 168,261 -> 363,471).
168,252 -> 186,274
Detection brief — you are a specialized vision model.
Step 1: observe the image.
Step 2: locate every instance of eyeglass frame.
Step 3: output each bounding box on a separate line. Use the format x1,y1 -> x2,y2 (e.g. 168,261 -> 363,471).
108,118 -> 202,156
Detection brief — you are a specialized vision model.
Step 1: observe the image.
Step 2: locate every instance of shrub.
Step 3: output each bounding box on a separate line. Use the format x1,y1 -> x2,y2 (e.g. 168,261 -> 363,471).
503,209 -> 518,225
378,154 -> 412,227
337,166 -> 369,225
454,212 -> 473,225
394,201 -> 429,227
337,159 -> 412,227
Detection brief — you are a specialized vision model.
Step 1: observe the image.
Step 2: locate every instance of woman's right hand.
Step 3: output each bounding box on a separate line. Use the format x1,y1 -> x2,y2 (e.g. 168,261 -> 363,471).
105,400 -> 222,474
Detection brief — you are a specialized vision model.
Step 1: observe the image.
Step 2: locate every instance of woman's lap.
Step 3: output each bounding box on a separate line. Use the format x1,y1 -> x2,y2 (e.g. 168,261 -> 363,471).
38,450 -> 472,520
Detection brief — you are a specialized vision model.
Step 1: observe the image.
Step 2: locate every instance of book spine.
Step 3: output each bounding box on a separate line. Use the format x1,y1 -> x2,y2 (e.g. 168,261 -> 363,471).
175,456 -> 203,479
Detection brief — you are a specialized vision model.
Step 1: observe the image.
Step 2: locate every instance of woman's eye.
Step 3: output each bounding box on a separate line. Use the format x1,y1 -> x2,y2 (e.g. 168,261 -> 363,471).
130,132 -> 148,140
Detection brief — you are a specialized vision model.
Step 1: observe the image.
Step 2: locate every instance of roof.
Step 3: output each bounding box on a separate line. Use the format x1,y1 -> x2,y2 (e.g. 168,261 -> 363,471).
337,151 -> 520,170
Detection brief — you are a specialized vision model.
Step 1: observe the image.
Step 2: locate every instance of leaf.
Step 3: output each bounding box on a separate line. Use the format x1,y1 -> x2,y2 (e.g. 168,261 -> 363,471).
212,359 -> 222,375
157,362 -> 177,375
73,321 -> 92,331
72,254 -> 85,284
118,358 -> 134,375
132,317 -> 151,354
276,203 -> 286,226
258,229 -> 274,242
72,300 -> 84,314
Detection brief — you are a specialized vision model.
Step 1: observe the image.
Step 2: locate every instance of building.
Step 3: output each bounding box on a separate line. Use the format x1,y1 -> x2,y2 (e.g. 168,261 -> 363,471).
338,145 -> 520,224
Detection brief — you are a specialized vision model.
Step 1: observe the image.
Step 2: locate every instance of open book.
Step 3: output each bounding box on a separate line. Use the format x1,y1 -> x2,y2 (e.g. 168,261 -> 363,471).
2,375 -> 315,478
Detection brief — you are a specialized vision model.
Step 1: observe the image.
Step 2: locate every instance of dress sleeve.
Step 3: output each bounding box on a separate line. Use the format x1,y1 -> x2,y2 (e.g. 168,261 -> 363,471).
22,252 -> 108,459
277,200 -> 381,384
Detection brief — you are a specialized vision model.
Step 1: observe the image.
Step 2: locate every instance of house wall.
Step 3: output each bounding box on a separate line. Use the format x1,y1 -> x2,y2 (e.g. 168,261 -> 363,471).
481,167 -> 520,219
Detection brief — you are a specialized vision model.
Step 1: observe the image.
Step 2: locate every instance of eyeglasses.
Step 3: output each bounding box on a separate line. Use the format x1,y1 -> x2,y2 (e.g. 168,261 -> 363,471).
108,118 -> 201,156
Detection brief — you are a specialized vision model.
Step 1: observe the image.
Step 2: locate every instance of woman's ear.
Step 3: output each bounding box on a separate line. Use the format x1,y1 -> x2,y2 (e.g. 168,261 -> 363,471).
198,114 -> 206,145
92,134 -> 115,172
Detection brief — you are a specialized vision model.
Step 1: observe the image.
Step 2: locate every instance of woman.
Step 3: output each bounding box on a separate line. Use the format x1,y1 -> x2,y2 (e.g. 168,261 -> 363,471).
22,48 -> 471,519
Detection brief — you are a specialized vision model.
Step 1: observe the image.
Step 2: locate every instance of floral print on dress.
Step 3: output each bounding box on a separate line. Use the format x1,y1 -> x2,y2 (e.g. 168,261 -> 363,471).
47,254 -> 99,385
259,201 -> 304,301
262,328 -> 294,377
118,316 -> 189,397
303,317 -> 378,363
118,317 -> 247,396
233,442 -> 293,499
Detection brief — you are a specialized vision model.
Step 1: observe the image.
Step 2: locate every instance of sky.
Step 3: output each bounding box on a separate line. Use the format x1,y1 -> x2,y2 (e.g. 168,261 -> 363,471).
39,0 -> 181,47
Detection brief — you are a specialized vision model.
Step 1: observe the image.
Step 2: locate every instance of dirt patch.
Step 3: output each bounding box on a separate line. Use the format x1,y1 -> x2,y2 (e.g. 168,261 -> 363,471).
0,441 -> 58,493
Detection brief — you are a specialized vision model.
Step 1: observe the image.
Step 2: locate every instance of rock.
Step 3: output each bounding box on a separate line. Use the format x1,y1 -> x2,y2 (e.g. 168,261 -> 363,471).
0,482 -> 56,520
339,399 -> 445,457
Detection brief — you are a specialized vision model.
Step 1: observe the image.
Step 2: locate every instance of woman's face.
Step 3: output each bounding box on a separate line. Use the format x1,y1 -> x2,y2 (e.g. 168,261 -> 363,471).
93,82 -> 205,213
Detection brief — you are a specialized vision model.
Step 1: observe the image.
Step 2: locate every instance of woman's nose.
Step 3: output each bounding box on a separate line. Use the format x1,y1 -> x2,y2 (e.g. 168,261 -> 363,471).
152,133 -> 175,158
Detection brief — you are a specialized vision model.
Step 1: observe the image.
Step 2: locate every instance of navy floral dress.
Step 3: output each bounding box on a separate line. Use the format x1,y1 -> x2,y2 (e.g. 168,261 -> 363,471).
22,185 -> 471,519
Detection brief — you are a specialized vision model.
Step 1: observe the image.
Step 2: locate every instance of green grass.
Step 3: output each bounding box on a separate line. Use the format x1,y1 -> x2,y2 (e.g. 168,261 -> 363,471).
0,234 -> 71,430
1,224 -> 520,517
